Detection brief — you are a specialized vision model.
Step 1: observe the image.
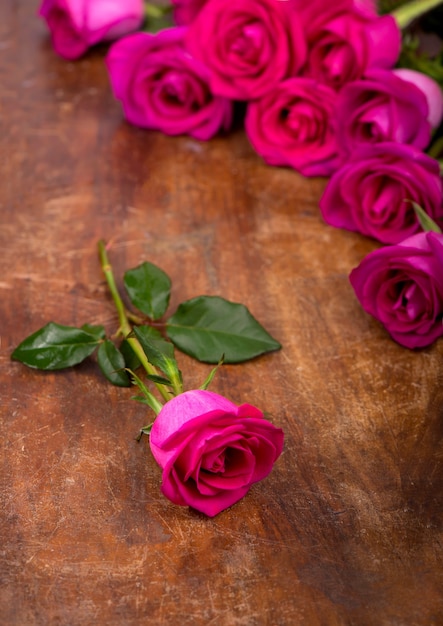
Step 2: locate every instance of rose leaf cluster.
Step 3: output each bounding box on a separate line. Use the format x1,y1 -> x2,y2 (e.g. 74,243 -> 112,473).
12,242 -> 285,516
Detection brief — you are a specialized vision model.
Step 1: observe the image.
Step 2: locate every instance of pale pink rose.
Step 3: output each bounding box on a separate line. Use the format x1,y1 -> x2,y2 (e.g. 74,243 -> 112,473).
39,0 -> 144,60
185,0 -> 307,100
106,29 -> 233,141
150,390 -> 284,516
245,77 -> 339,177
350,232 -> 443,349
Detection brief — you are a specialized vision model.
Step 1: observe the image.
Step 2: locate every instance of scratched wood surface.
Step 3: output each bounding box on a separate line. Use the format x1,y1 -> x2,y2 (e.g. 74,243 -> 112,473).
1,3 -> 443,625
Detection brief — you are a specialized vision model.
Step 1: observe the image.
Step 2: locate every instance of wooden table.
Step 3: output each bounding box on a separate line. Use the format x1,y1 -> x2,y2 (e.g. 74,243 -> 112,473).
1,3 -> 442,625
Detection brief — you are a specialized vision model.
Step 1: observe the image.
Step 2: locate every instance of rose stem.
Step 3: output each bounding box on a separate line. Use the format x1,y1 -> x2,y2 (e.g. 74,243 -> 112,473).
392,0 -> 443,29
98,239 -> 170,404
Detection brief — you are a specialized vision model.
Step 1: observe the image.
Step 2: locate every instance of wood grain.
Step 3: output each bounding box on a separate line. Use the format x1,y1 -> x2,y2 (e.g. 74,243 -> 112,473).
1,3 -> 442,625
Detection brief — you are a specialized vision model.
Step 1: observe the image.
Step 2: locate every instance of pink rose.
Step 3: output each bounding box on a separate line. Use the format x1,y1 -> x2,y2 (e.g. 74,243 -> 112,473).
185,0 -> 307,100
245,77 -> 339,177
106,29 -> 233,141
39,0 -> 144,60
300,3 -> 400,90
336,68 -> 433,158
149,390 -> 284,516
320,143 -> 443,244
393,69 -> 443,130
171,0 -> 210,25
349,232 -> 443,349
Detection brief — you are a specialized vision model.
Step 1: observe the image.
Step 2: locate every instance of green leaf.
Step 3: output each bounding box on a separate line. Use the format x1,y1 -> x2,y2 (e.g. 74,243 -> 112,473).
119,339 -> 141,371
132,326 -> 183,395
97,340 -> 131,387
199,355 -> 224,390
133,325 -> 175,359
143,4 -> 174,34
126,368 -> 164,415
80,324 -> 106,341
411,200 -> 442,233
398,35 -> 443,89
135,422 -> 153,442
124,262 -> 171,320
146,374 -> 172,385
11,322 -> 103,370
166,296 -> 281,364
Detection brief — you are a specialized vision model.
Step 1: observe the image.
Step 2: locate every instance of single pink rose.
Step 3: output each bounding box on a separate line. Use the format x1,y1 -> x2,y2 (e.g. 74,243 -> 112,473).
320,143 -> 443,244
245,78 -> 339,177
349,232 -> 443,349
171,0 -> 210,25
300,3 -> 400,90
185,0 -> 307,100
149,390 -> 284,516
39,0 -> 144,60
106,29 -> 233,141
336,68 -> 433,158
393,69 -> 443,130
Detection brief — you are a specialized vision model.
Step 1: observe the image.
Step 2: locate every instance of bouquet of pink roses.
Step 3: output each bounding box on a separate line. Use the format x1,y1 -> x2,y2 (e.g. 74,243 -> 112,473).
34,0 -> 443,513
37,6 -> 443,324
98,0 -> 443,351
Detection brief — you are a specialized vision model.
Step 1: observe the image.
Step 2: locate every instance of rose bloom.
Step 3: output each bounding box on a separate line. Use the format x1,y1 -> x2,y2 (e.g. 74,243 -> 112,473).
171,0 -> 209,25
149,390 -> 284,516
185,0 -> 307,100
106,29 -> 233,141
336,68 -> 438,157
39,0 -> 144,60
393,68 -> 443,130
245,77 -> 339,177
299,0 -> 400,90
350,231 -> 443,349
320,143 -> 443,244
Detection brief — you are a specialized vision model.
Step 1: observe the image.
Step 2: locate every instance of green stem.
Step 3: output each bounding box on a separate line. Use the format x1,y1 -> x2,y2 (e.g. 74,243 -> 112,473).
392,0 -> 443,29
98,240 -> 170,404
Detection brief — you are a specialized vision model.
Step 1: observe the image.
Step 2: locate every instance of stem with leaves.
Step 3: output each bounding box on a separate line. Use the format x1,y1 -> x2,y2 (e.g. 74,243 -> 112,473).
98,240 -> 170,406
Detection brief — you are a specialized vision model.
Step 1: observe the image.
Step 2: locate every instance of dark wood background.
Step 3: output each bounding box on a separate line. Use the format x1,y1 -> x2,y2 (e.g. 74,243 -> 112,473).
1,2 -> 442,624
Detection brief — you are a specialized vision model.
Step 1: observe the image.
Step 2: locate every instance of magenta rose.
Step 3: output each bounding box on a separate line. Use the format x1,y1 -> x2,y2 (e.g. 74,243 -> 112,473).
320,143 -> 443,244
336,68 -> 434,158
349,231 -> 443,349
171,0 -> 210,25
185,0 -> 307,100
39,0 -> 144,60
245,77 -> 339,177
149,390 -> 284,516
393,68 -> 443,130
105,29 -> 233,141
300,2 -> 400,90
